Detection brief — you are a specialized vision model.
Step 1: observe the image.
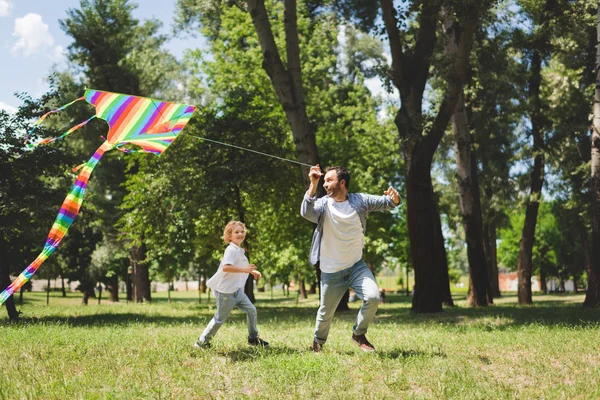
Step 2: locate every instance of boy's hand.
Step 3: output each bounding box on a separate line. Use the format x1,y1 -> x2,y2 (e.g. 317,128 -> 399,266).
250,270 -> 262,280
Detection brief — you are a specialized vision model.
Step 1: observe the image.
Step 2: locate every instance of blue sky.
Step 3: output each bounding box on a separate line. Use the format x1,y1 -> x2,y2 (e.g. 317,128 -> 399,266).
0,0 -> 205,113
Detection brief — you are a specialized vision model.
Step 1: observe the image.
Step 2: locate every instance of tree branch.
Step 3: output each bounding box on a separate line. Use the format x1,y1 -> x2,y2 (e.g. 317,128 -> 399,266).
284,0 -> 305,108
381,0 -> 405,93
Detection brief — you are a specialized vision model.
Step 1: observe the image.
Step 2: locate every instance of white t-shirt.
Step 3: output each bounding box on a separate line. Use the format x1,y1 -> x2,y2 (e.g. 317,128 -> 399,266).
319,198 -> 364,273
206,243 -> 250,293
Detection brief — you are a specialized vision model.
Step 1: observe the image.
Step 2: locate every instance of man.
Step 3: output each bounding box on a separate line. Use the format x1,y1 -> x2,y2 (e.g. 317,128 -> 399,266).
301,165 -> 400,352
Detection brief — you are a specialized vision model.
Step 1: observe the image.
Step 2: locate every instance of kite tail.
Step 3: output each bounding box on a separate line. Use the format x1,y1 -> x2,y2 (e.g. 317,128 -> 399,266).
24,96 -> 86,147
0,141 -> 114,305
28,115 -> 97,149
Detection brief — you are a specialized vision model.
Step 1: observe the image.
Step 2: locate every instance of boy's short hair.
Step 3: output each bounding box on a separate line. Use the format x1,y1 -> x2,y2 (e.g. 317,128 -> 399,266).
223,220 -> 246,243
326,166 -> 351,190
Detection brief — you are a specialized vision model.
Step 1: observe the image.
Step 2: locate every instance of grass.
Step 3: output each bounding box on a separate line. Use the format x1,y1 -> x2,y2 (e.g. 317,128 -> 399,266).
1,290 -> 599,399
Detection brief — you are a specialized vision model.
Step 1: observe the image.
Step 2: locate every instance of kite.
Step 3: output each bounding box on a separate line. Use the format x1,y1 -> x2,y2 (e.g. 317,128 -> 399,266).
0,89 -> 196,305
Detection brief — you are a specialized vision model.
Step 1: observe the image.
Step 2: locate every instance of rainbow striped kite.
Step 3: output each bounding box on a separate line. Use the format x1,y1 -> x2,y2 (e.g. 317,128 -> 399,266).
0,89 -> 196,305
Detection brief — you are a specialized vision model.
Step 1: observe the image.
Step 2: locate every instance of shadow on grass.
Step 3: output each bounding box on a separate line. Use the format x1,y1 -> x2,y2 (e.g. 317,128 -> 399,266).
4,293 -> 600,330
0,313 -> 201,327
377,347 -> 447,360
190,345 -> 303,363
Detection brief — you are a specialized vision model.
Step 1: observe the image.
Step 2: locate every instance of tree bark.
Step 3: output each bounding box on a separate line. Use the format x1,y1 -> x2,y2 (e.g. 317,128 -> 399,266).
540,268 -> 547,294
246,0 -> 327,306
453,91 -> 490,306
298,277 -> 307,299
585,5 -> 600,307
0,269 -> 19,320
517,47 -> 546,305
131,245 -> 151,303
46,275 -> 51,306
433,193 -> 454,307
61,274 -> 67,297
0,237 -> 19,320
482,207 -> 501,297
382,0 -> 482,312
246,0 -> 320,173
108,274 -> 119,302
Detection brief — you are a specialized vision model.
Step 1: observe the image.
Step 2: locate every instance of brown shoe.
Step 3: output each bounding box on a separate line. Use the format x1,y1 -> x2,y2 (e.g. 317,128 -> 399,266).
311,340 -> 323,353
352,334 -> 375,352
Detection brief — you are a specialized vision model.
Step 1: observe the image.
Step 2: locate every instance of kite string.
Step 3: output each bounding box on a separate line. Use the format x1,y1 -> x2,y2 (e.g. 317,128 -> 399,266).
183,133 -> 313,167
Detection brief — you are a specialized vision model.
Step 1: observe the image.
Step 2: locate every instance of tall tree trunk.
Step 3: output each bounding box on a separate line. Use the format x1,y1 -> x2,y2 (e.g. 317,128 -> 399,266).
46,275 -> 51,306
382,0 -> 482,312
126,268 -> 133,302
0,265 -> 19,320
540,268 -> 547,294
131,245 -> 151,303
108,274 -> 119,302
517,47 -> 546,305
453,92 -> 490,306
61,272 -> 67,297
0,237 -> 19,319
244,275 -> 256,303
483,208 -> 501,298
298,276 -> 307,299
246,0 -> 331,307
585,5 -> 600,307
406,167 -> 447,313
246,0 -> 320,173
433,193 -> 454,307
309,281 -> 317,295
232,185 -> 255,303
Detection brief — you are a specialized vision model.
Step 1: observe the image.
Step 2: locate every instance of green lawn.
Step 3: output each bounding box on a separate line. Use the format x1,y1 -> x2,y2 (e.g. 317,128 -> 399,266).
1,290 -> 599,399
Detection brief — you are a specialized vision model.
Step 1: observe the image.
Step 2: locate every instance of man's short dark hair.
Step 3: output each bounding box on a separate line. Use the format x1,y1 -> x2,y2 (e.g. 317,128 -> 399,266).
326,166 -> 350,190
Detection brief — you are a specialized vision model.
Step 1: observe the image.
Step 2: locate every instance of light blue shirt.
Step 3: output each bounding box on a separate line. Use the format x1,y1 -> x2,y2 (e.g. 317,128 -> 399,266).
300,191 -> 399,266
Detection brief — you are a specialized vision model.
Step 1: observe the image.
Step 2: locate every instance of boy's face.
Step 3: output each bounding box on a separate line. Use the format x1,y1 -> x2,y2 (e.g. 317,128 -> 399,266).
230,225 -> 246,246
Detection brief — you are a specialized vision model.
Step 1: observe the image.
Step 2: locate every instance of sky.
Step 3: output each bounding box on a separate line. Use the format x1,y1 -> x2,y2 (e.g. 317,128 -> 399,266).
0,0 -> 205,113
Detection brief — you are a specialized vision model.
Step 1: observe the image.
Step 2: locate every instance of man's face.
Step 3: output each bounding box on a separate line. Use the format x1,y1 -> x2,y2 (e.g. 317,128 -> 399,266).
323,170 -> 345,197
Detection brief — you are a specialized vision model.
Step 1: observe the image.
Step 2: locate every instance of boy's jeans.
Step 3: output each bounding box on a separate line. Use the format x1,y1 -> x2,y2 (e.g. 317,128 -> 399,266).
199,288 -> 258,343
314,259 -> 380,345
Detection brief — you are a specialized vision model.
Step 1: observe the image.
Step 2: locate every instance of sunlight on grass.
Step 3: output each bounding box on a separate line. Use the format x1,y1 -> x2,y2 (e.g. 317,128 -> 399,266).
1,291 -> 599,399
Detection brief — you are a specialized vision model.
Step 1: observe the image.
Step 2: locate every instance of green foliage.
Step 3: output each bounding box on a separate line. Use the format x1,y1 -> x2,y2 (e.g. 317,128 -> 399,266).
0,97 -> 75,276
498,200 -> 584,283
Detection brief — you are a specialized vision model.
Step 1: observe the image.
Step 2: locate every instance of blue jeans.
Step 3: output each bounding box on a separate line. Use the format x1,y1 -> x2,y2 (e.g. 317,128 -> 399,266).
199,288 -> 259,343
314,260 -> 380,344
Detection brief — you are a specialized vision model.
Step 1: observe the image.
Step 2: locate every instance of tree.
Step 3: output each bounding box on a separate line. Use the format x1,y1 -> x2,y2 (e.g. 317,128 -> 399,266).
0,94 -> 75,318
381,0 -> 489,312
58,0 -> 183,302
452,90 -> 491,306
587,1 -> 600,307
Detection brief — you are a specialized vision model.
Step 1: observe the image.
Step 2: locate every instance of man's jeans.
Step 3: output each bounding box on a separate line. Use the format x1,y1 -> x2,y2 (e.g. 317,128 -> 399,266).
314,259 -> 380,344
199,288 -> 258,343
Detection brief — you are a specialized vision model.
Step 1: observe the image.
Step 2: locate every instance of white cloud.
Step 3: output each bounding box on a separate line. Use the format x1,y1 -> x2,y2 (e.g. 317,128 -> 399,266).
0,0 -> 12,17
51,45 -> 65,62
0,101 -> 17,114
12,13 -> 54,56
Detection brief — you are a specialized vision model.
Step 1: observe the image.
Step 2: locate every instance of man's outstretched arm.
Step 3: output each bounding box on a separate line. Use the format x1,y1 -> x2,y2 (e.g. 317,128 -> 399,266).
362,186 -> 401,212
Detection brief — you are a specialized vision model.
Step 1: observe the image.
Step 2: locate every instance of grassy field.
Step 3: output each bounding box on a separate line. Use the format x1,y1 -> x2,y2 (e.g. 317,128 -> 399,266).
1,290 -> 599,399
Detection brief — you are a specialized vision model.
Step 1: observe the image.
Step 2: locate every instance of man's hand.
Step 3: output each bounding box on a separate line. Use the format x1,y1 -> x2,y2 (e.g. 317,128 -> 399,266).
307,165 -> 323,197
308,165 -> 323,185
384,186 -> 401,205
